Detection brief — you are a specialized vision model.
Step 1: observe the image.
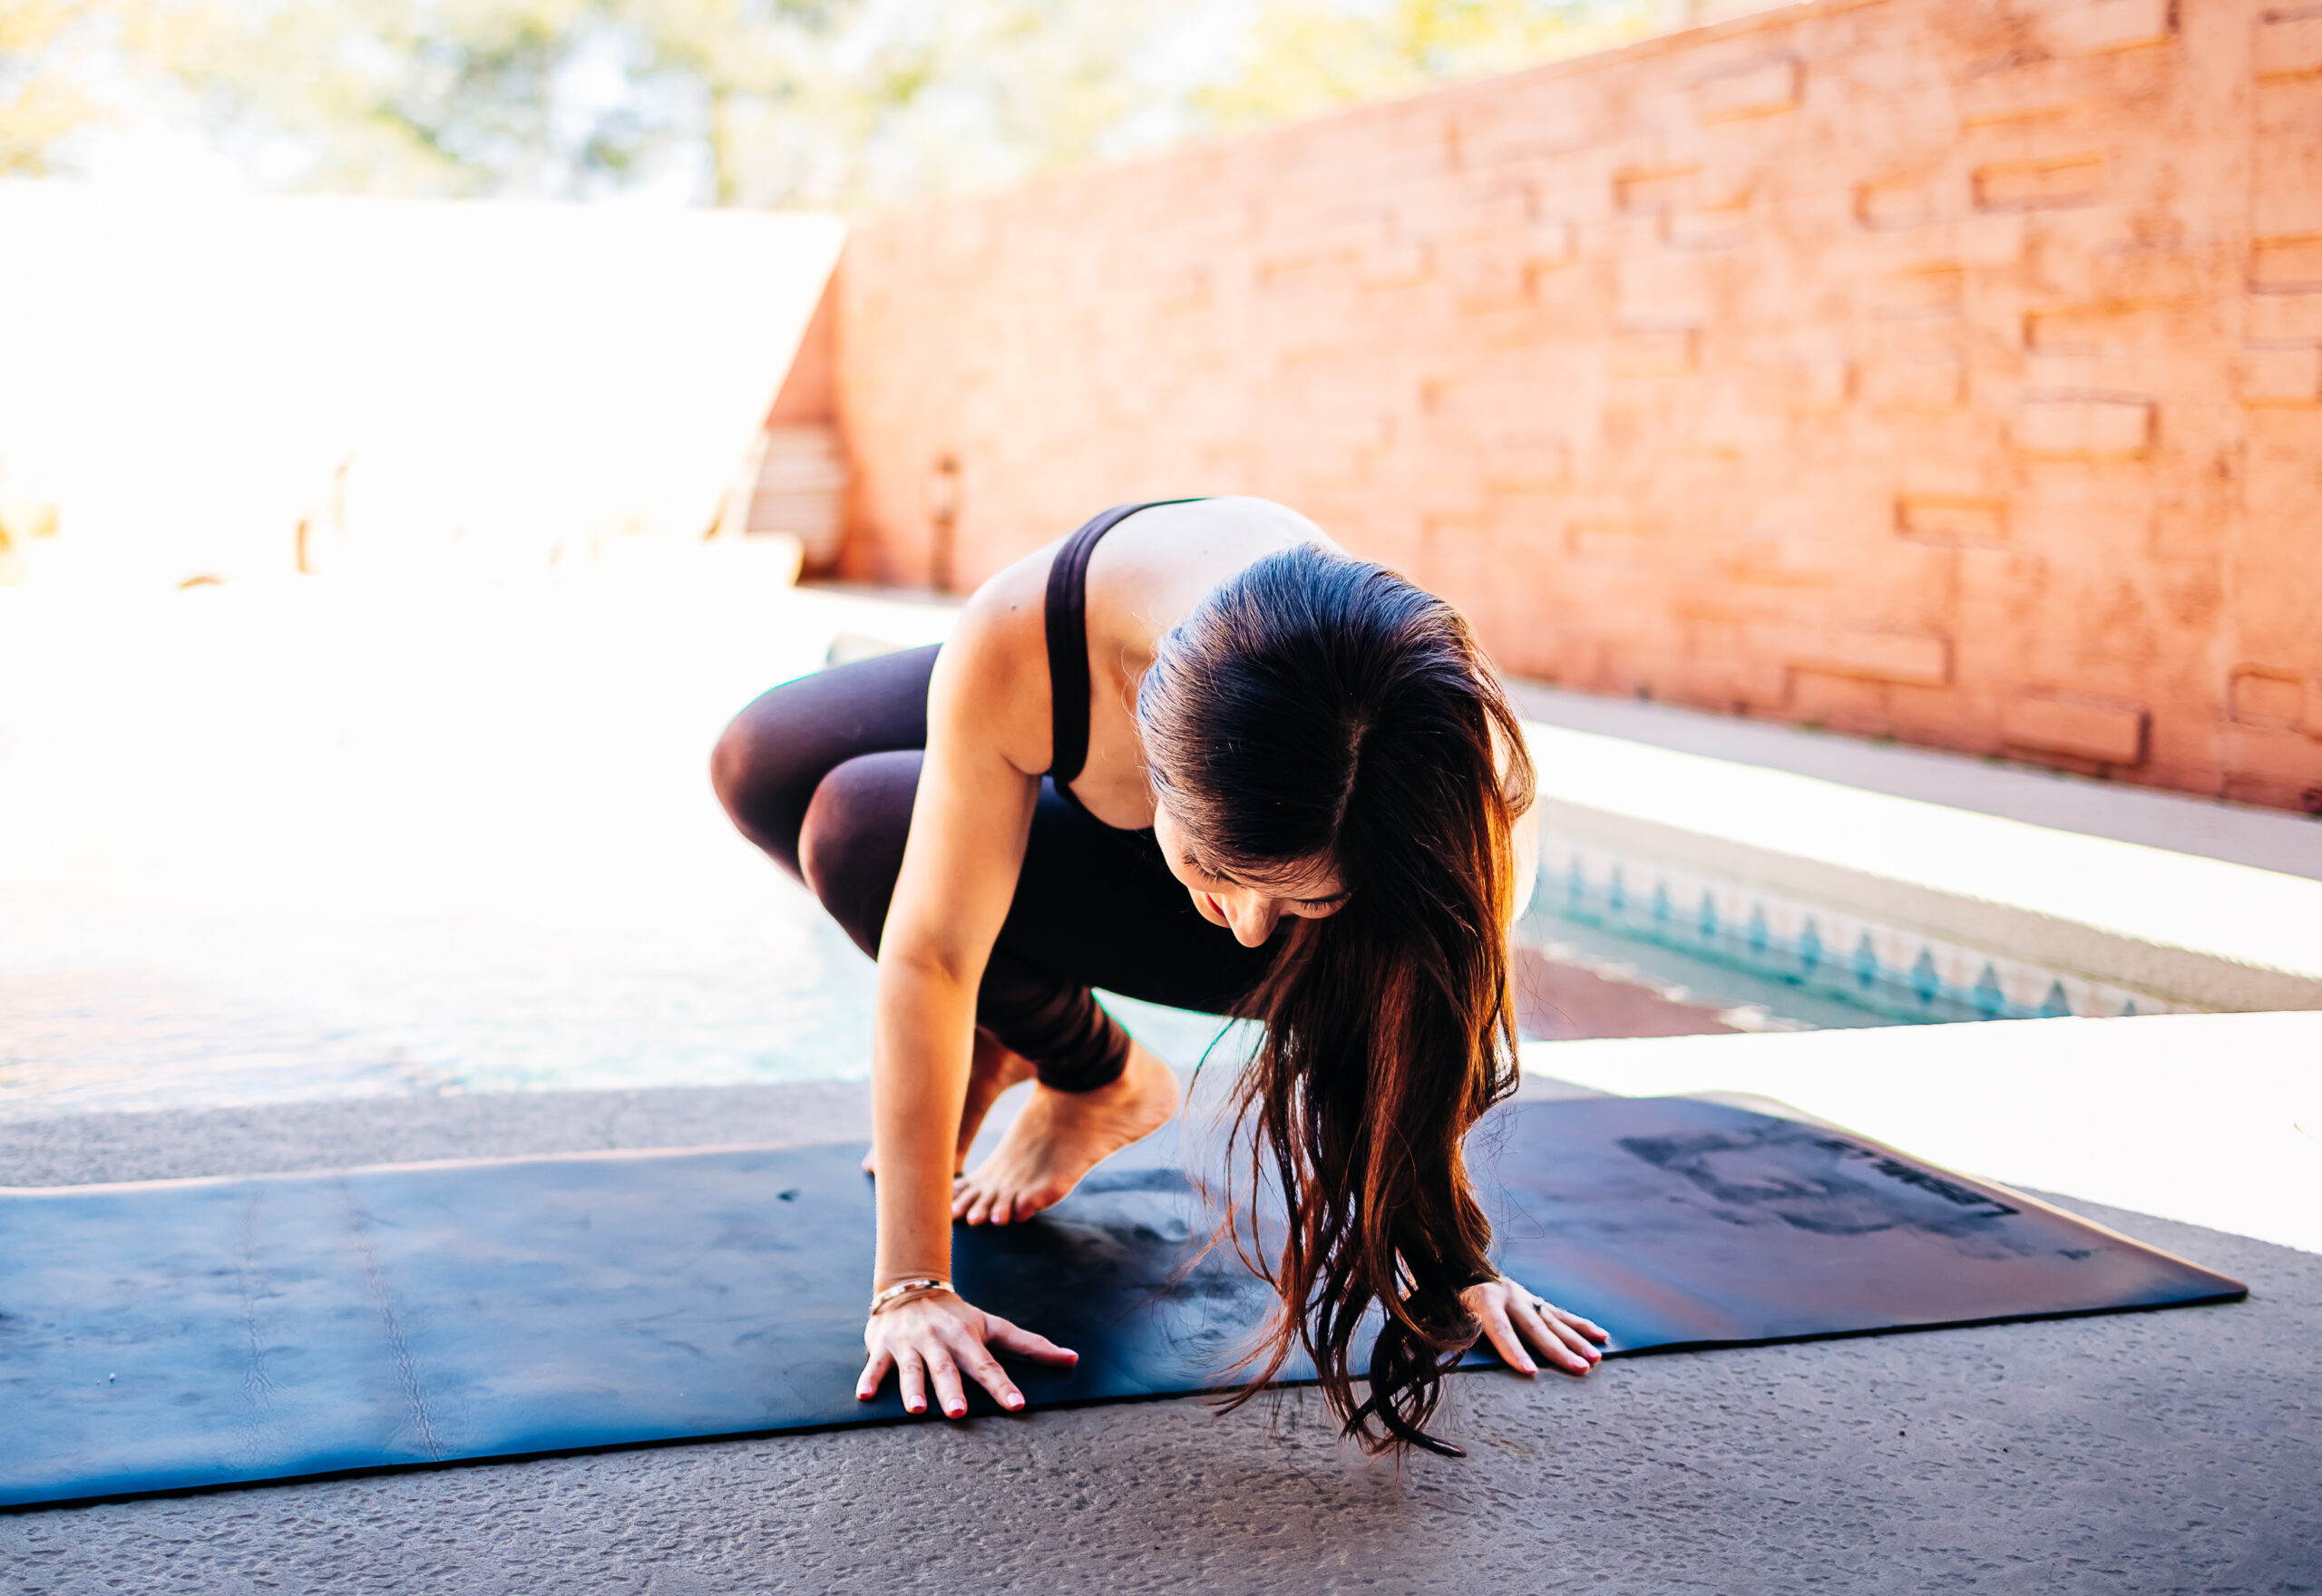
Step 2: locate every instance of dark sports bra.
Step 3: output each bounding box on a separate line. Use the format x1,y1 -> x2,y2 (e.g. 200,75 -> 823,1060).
1044,499 -> 1203,821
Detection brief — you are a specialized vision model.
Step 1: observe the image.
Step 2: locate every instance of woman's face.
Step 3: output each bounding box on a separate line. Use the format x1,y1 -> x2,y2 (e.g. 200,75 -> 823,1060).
1150,797 -> 1349,949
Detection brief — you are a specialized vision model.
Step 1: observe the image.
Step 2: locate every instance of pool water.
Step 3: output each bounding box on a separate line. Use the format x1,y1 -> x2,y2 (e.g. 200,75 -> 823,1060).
0,574 -> 941,1119
1533,835 -> 2193,1029
1516,910 -> 1891,1035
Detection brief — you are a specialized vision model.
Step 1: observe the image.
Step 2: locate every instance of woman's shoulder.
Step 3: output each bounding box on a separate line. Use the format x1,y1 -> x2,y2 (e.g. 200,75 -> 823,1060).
931,548 -> 1056,773
1087,498 -> 1341,632
1105,497 -> 1337,563
957,498 -> 1336,637
937,497 -> 1345,771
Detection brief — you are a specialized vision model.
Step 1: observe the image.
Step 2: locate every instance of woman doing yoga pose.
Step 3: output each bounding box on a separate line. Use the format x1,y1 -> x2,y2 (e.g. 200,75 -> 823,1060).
711,496 -> 1605,1455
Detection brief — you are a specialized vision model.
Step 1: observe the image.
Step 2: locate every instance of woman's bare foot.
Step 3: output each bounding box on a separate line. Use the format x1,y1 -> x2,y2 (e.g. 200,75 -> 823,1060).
951,1041 -> 1180,1225
863,1028 -> 1036,1177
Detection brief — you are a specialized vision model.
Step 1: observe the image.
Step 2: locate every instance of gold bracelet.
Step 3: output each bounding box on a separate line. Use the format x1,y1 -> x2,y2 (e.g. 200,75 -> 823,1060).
868,1278 -> 953,1316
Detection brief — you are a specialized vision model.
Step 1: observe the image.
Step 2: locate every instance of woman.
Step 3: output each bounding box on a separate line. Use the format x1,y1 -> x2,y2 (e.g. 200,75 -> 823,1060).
712,496 -> 1605,1456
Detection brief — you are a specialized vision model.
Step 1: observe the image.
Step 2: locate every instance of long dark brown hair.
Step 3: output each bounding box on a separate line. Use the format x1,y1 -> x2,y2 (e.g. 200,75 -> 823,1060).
1137,543 -> 1534,1457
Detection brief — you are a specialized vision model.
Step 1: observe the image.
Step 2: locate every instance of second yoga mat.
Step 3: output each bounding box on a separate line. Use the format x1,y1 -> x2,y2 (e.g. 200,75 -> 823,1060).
0,1096 -> 2245,1509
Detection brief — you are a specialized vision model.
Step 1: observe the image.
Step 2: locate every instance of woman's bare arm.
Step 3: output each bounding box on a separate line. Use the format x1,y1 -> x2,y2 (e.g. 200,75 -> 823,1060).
870,598 -> 1039,1288
858,578 -> 1080,1416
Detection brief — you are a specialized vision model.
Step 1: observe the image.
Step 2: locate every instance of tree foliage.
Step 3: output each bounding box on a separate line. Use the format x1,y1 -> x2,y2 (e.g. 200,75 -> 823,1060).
2,0 -> 108,171
1196,0 -> 1646,137
15,0 -> 1654,206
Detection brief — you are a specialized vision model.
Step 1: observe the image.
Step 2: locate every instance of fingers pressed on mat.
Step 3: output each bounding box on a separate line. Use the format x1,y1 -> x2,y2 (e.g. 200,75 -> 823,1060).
1556,1305 -> 1610,1342
1546,1301 -> 1610,1356
1517,1299 -> 1598,1372
1479,1304 -> 1536,1375
958,1342 -> 1023,1411
986,1313 -> 1078,1365
925,1349 -> 967,1419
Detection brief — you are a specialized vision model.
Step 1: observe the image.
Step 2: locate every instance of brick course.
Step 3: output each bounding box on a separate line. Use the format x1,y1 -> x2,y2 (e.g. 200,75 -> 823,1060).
833,0 -> 2322,812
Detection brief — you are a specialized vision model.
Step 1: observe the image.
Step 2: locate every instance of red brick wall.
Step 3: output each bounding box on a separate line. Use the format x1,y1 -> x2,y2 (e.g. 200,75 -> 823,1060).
833,0 -> 2322,812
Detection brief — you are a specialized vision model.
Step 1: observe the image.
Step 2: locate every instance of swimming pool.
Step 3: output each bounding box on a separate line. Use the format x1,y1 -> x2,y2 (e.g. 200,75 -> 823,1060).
1526,834 -> 2194,1032
0,575 -> 2193,1122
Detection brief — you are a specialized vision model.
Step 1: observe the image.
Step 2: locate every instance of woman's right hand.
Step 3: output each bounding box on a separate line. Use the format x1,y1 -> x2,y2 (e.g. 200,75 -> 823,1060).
858,1289 -> 1079,1417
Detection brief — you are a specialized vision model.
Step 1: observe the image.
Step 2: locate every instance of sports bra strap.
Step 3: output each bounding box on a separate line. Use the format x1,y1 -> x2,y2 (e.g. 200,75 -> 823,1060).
1044,499 -> 1201,790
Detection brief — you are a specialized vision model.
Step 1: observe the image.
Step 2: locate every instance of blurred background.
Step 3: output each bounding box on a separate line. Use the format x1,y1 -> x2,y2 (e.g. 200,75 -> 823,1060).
5,1 -> 1727,205
5,0 -> 2317,1122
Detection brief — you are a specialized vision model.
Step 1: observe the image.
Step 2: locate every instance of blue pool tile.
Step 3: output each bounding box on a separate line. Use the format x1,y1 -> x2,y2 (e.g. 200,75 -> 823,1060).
1853,932 -> 1880,990
1533,849 -> 2172,1033
1973,963 -> 2006,1019
1911,948 -> 1940,1007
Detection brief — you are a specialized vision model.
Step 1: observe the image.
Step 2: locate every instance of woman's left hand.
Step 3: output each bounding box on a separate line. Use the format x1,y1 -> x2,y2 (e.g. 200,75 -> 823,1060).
1462,1278 -> 1608,1376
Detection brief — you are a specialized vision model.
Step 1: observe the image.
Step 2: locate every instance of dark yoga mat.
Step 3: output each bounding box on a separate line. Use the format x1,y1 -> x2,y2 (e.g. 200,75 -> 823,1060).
0,1096 -> 2243,1509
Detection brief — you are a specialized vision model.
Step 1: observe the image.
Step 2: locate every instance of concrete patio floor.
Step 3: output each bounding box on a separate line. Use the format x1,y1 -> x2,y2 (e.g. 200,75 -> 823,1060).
4,1077 -> 2315,1595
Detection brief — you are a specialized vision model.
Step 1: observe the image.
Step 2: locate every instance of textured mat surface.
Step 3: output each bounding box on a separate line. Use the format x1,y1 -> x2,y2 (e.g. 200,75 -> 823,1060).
0,1096 -> 2243,1508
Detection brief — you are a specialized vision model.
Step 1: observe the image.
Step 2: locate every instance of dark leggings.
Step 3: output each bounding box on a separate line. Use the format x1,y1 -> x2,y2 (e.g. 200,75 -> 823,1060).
710,645 -> 1278,1091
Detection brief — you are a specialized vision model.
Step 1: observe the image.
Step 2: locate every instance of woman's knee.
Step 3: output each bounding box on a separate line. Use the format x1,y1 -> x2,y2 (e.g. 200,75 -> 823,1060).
797,750 -> 922,956
709,705 -> 803,869
709,647 -> 941,875
707,712 -> 757,823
